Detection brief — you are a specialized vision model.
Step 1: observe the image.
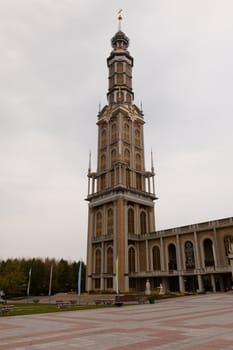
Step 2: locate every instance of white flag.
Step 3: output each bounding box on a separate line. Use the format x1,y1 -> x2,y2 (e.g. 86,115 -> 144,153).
27,267 -> 32,297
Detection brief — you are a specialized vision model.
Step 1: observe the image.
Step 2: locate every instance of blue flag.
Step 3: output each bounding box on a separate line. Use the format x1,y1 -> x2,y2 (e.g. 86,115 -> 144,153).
78,261 -> 82,296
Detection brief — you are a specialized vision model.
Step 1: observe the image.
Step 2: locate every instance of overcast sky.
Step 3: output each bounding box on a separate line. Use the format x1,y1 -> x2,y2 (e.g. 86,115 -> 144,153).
1,0 -> 233,262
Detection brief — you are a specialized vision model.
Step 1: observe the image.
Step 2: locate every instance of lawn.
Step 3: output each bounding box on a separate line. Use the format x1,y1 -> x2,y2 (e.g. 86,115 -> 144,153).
0,303 -> 113,317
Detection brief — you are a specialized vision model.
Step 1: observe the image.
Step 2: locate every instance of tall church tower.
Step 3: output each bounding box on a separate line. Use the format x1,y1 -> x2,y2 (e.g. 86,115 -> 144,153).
86,14 -> 157,292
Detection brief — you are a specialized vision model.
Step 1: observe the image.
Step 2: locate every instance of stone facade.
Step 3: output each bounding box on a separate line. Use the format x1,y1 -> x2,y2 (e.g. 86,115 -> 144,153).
86,20 -> 233,293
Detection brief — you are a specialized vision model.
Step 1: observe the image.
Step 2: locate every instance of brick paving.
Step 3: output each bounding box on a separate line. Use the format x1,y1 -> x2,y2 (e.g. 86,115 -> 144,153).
0,293 -> 233,349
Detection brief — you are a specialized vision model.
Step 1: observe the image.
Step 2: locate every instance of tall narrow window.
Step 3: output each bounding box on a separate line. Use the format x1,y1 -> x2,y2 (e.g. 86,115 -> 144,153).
107,247 -> 113,273
152,246 -> 161,270
224,235 -> 233,260
124,149 -> 130,167
184,241 -> 195,270
168,243 -> 177,270
111,124 -> 117,143
100,174 -> 106,191
136,174 -> 142,190
107,209 -> 113,235
128,208 -> 134,234
135,128 -> 140,146
96,212 -> 102,237
128,247 -> 136,273
126,169 -> 130,187
136,153 -> 141,171
100,154 -> 106,171
110,169 -> 115,187
111,149 -> 117,166
117,62 -> 123,73
95,249 -> 101,274
140,212 -> 146,234
101,128 -> 106,146
203,239 -> 215,267
124,123 -> 130,142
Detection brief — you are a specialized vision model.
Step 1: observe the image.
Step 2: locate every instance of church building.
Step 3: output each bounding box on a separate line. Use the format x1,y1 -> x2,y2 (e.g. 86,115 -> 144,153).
86,15 -> 233,293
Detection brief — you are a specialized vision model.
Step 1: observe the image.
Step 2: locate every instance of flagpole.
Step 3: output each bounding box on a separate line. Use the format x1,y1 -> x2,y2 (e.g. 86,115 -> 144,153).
115,257 -> 119,301
48,264 -> 53,304
77,261 -> 82,305
27,267 -> 32,303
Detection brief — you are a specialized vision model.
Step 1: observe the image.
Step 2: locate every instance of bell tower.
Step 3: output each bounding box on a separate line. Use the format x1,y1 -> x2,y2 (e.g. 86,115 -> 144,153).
86,13 -> 157,292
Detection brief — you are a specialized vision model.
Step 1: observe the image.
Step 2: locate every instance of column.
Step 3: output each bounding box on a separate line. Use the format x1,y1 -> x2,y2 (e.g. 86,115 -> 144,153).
100,242 -> 104,290
124,202 -> 129,292
146,240 -> 149,271
88,176 -> 90,195
213,227 -> 220,267
160,237 -> 165,271
152,174 -> 155,195
197,274 -> 204,292
179,275 -> 185,292
148,176 -> 151,193
211,274 -> 216,293
176,235 -> 182,270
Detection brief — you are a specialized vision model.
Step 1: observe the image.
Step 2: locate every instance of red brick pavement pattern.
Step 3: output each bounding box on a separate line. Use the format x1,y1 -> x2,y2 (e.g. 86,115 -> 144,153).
0,293 -> 233,349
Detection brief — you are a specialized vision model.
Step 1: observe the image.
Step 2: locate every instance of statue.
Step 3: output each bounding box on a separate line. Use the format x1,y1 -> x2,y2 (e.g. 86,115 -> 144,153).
159,283 -> 165,295
145,279 -> 151,295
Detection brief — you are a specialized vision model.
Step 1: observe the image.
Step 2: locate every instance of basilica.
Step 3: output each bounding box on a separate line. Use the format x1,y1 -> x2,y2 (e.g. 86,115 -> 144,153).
86,15 -> 233,293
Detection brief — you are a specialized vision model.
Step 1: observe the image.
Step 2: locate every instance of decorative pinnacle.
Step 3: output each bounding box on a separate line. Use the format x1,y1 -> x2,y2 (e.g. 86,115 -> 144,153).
118,9 -> 123,31
88,151 -> 92,173
151,149 -> 154,172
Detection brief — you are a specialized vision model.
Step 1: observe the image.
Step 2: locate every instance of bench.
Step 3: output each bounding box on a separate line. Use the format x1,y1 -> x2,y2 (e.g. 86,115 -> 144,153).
138,297 -> 148,304
56,301 -> 71,309
115,295 -> 148,305
94,299 -> 114,305
0,305 -> 14,315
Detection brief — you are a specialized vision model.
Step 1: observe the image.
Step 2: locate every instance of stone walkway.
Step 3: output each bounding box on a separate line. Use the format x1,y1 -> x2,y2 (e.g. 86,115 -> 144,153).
0,293 -> 233,349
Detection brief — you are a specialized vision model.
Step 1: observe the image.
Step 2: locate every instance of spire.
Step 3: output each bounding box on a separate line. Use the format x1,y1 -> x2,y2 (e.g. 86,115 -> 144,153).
118,9 -> 123,31
151,149 -> 154,173
106,11 -> 134,106
88,151 -> 92,173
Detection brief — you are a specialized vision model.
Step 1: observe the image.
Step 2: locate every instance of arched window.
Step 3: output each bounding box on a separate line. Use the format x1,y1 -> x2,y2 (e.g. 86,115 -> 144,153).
135,128 -> 140,146
184,241 -> 195,270
95,249 -> 101,274
152,246 -> 161,270
107,247 -> 113,273
136,153 -> 141,171
100,174 -> 106,191
100,154 -> 106,171
96,212 -> 102,237
107,209 -> 113,235
124,149 -> 130,167
117,62 -> 123,73
124,123 -> 130,142
128,209 -> 134,234
111,149 -> 117,166
140,211 -> 146,234
111,124 -> 117,143
117,74 -> 123,84
128,247 -> 135,273
224,235 -> 233,258
126,169 -> 130,187
203,239 -> 215,267
136,174 -> 142,190
168,243 -> 177,270
101,128 -> 106,146
110,169 -> 115,186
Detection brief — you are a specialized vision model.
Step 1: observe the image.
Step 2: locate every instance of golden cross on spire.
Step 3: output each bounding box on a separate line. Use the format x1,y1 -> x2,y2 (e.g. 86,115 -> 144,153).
118,9 -> 123,31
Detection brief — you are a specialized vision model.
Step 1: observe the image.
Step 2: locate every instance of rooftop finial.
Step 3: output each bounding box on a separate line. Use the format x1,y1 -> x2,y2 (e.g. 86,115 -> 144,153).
118,9 -> 123,31
88,150 -> 92,173
151,149 -> 154,173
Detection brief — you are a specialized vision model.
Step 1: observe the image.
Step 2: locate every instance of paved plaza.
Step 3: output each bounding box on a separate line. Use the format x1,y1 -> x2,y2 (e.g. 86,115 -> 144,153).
0,293 -> 233,349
